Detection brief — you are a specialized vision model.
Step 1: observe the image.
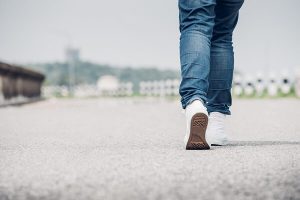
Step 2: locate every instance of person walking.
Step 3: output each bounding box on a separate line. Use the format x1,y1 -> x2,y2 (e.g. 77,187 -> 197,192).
178,0 -> 244,150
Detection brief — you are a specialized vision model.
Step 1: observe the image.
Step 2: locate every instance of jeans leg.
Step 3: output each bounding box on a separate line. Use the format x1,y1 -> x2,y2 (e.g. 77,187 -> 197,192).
206,0 -> 244,115
178,0 -> 216,109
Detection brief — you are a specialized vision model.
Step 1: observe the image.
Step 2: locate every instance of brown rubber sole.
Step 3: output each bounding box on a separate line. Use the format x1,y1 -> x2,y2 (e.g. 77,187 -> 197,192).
186,113 -> 210,150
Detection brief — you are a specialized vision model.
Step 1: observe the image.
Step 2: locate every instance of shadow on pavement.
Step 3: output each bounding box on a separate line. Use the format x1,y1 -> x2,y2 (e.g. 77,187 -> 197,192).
227,141 -> 300,147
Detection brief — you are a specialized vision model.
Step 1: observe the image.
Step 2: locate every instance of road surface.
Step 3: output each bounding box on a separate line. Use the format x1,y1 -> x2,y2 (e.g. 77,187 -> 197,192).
0,97 -> 299,200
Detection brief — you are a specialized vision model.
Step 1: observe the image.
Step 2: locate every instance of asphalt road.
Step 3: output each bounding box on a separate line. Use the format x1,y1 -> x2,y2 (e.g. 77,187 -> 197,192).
0,97 -> 300,200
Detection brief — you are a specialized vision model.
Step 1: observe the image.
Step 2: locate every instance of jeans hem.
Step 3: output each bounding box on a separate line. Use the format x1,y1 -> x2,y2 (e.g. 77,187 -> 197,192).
181,95 -> 207,110
207,108 -> 231,115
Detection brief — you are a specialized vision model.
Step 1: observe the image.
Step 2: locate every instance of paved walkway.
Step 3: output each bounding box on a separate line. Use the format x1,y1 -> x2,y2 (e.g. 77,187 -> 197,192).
0,98 -> 299,200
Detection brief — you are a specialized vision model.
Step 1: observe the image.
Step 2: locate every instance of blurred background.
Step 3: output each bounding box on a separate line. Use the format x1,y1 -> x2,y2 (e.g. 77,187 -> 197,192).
0,0 -> 300,104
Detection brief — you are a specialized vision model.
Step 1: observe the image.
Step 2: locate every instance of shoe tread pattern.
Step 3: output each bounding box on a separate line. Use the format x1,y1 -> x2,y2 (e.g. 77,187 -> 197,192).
186,113 -> 210,150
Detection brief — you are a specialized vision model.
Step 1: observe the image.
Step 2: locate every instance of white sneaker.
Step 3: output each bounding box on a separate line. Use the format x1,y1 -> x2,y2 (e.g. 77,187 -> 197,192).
183,99 -> 210,150
206,112 -> 229,146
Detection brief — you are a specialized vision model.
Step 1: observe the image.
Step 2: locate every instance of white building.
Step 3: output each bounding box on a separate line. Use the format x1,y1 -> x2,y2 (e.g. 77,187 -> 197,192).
97,75 -> 120,96
118,82 -> 133,96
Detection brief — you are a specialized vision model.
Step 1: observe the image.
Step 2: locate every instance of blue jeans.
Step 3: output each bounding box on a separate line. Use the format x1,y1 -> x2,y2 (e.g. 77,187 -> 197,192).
178,0 -> 244,115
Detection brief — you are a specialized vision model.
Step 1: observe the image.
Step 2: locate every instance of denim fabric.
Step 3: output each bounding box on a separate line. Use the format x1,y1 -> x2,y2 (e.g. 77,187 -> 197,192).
178,0 -> 244,115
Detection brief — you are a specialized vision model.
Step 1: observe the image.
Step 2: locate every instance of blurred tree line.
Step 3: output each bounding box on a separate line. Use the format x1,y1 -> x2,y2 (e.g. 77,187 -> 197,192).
27,61 -> 180,93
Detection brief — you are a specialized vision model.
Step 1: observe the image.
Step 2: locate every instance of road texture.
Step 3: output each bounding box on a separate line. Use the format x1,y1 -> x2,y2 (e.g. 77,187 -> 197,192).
0,97 -> 300,200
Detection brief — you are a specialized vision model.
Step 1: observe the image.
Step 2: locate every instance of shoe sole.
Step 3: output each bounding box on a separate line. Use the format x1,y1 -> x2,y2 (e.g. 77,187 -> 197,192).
186,113 -> 210,150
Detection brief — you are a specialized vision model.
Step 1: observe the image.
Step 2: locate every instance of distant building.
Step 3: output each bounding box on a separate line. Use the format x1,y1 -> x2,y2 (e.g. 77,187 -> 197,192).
65,47 -> 80,64
97,75 -> 120,96
65,46 -> 80,93
118,82 -> 133,96
0,62 -> 45,105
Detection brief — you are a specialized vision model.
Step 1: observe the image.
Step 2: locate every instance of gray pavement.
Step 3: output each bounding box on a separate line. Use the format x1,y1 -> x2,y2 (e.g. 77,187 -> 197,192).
0,97 -> 300,200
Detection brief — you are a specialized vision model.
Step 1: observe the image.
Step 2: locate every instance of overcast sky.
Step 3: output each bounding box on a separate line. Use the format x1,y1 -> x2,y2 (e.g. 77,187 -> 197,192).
0,0 -> 299,74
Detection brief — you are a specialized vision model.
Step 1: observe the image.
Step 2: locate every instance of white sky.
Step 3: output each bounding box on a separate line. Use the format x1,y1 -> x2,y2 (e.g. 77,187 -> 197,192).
0,0 -> 299,74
